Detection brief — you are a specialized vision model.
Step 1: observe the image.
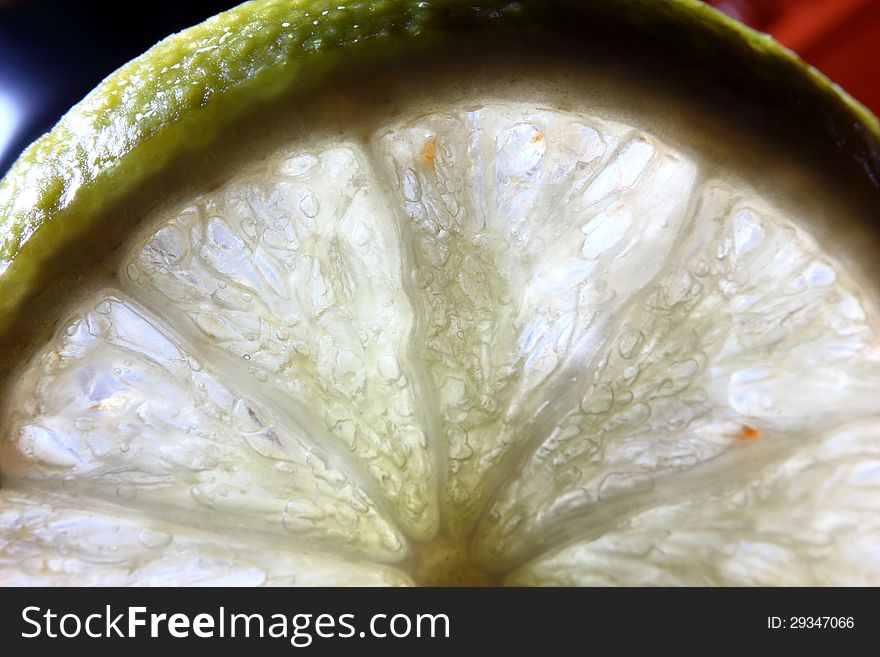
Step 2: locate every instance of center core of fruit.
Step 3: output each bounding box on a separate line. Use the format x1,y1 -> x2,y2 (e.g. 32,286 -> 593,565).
411,535 -> 492,587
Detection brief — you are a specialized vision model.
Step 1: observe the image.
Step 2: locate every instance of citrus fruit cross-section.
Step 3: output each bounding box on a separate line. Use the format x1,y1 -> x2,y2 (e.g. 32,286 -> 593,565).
1,1 -> 879,586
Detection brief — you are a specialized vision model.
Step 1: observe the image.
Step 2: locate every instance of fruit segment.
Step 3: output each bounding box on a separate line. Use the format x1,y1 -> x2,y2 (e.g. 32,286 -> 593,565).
0,295 -> 405,561
376,105 -> 697,535
0,491 -> 411,586
474,184 -> 880,568
122,144 -> 437,540
507,418 -> 880,586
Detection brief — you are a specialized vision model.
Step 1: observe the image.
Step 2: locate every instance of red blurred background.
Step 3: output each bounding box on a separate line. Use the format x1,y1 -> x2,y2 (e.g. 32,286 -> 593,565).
706,0 -> 880,114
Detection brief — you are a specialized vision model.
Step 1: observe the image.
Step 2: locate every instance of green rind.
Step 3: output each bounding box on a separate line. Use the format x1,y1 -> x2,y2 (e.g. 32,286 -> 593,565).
1,0 -> 878,338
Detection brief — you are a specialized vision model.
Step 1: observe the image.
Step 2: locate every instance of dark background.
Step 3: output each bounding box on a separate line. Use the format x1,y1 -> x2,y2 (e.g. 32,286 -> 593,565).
1,0 -> 878,177
0,0 -> 236,175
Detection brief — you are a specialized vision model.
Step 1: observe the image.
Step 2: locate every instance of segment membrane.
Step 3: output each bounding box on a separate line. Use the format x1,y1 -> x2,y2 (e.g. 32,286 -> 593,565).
474,184 -> 880,567
507,419 -> 880,586
123,144 -> 437,540
376,105 -> 697,534
0,491 -> 411,586
1,295 -> 405,561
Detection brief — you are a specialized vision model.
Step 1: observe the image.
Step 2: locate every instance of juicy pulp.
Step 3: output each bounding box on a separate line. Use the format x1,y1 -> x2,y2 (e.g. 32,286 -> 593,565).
3,99 -> 879,585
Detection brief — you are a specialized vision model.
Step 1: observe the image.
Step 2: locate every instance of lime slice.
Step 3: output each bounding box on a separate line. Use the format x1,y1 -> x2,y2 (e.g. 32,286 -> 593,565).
1,0 -> 879,585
